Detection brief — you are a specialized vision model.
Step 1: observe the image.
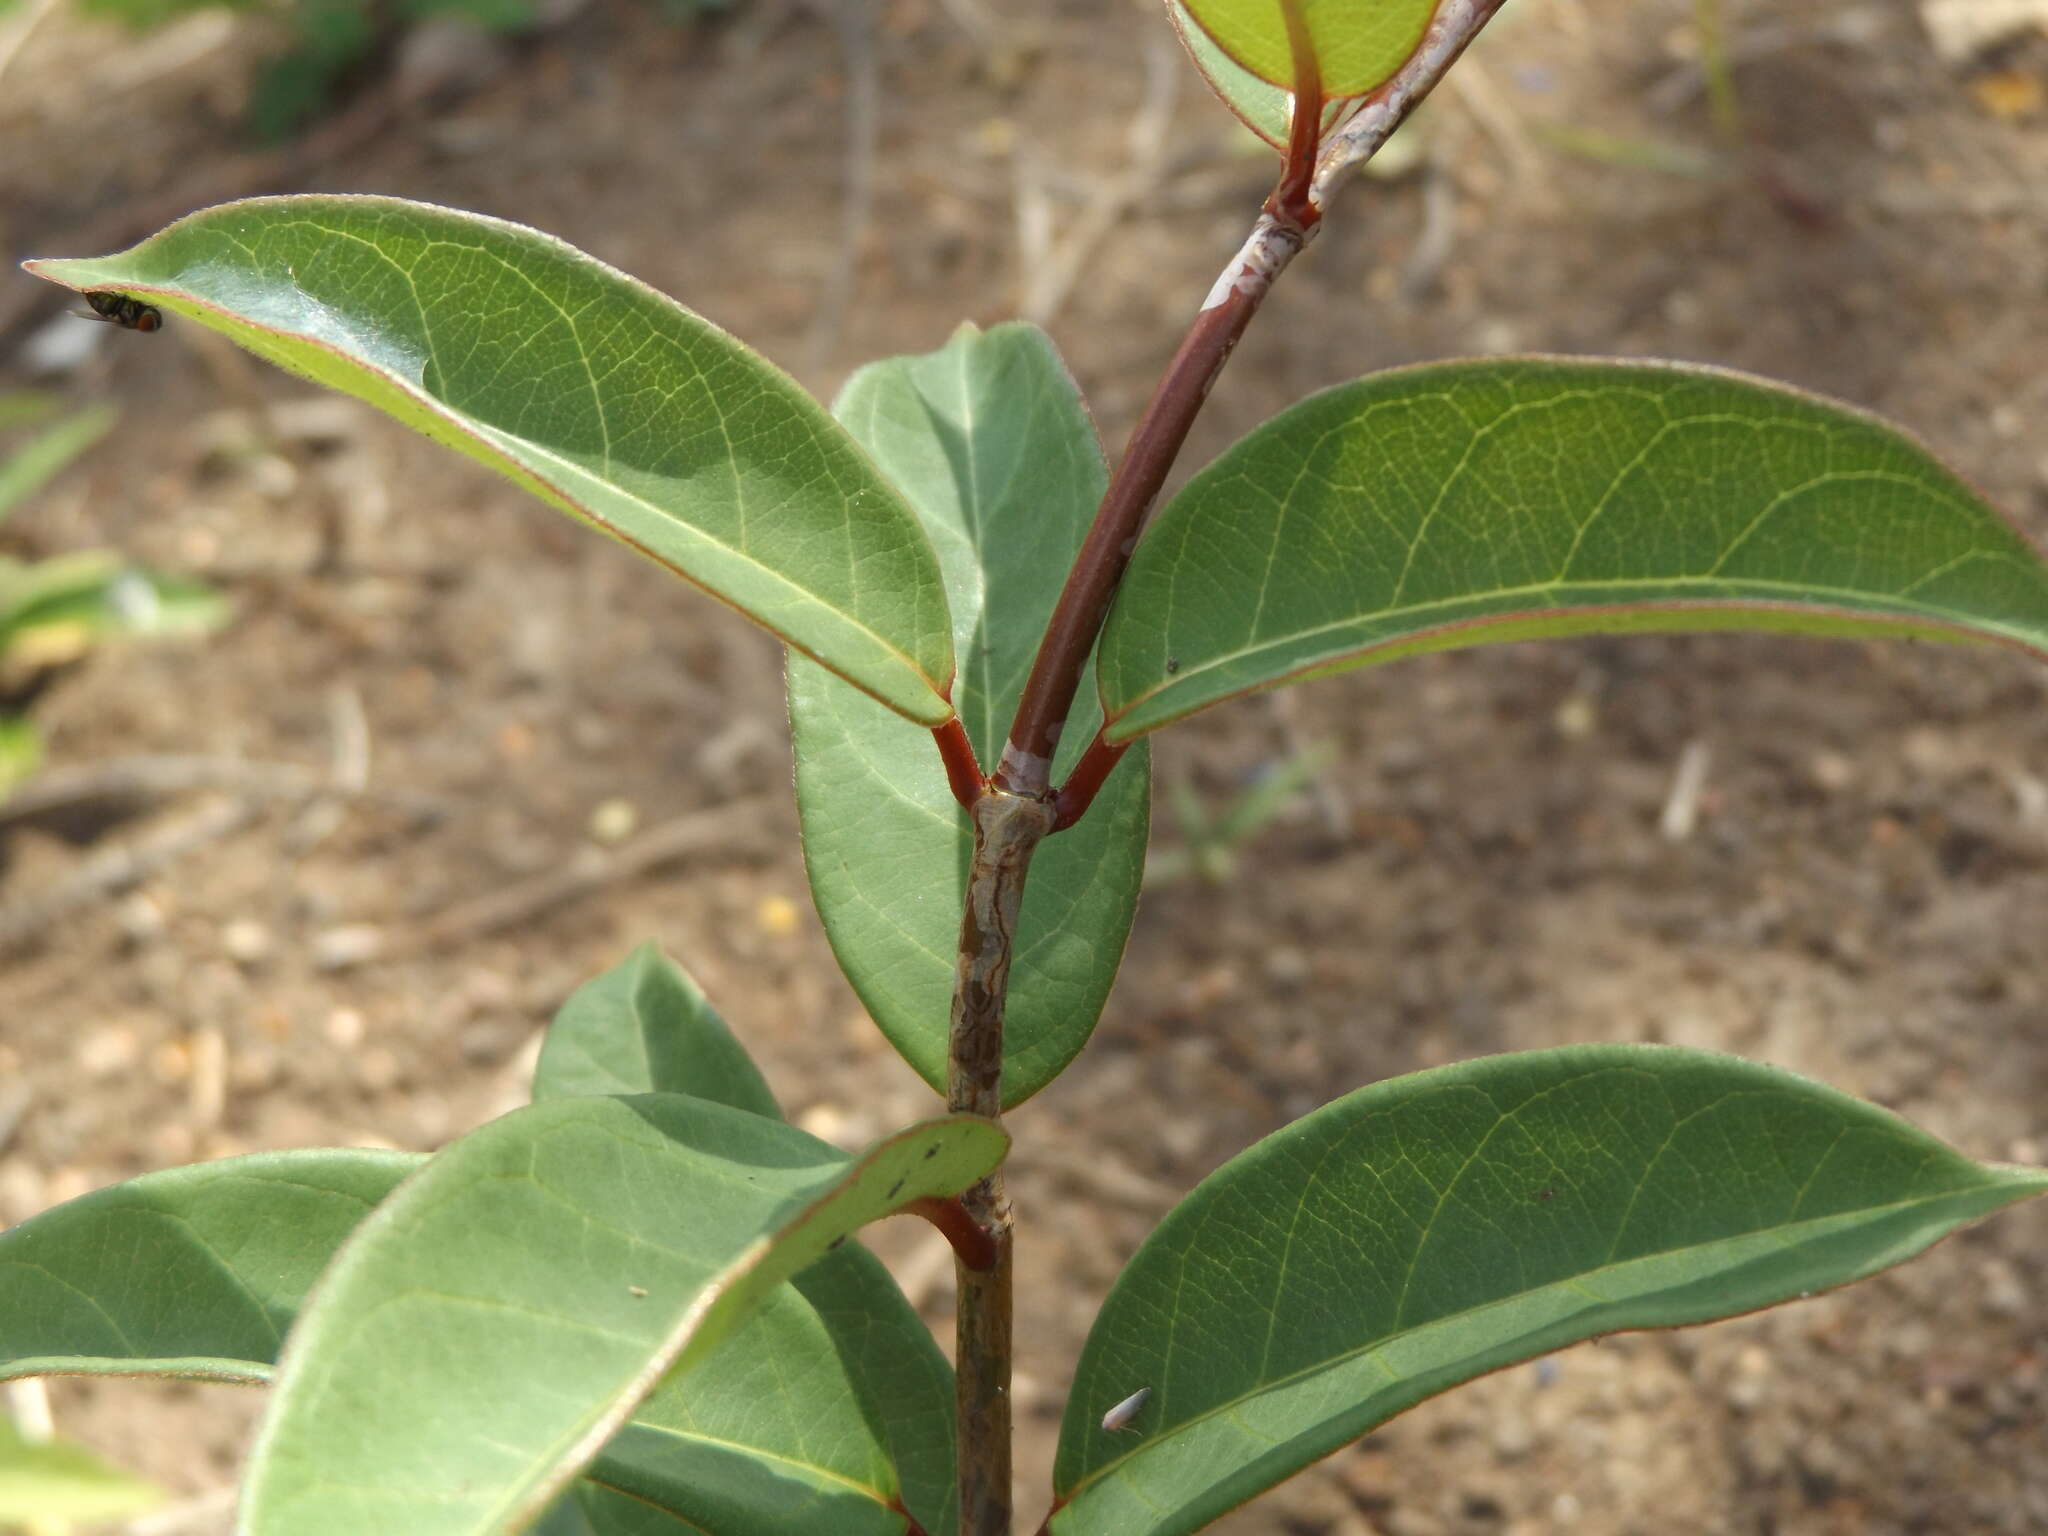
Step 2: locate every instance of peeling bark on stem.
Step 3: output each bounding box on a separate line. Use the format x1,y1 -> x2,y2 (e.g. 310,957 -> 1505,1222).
951,789 -> 1054,1536
1310,0 -> 1512,209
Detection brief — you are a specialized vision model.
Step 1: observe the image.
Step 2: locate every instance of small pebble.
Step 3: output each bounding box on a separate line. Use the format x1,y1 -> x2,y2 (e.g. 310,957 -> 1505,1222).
116,892 -> 168,943
1553,693 -> 1597,740
756,894 -> 801,938
222,918 -> 272,965
589,797 -> 638,844
314,925 -> 385,970
326,1008 -> 367,1049
1981,1256 -> 2028,1318
76,1025 -> 140,1079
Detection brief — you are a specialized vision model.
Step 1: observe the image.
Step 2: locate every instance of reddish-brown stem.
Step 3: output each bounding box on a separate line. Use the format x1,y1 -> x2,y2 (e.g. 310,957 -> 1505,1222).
997,74 -> 1325,806
1051,730 -> 1129,832
933,717 -> 988,810
1267,0 -> 1327,230
905,1193 -> 1000,1271
939,11 -> 1516,1528
995,223 -> 1309,799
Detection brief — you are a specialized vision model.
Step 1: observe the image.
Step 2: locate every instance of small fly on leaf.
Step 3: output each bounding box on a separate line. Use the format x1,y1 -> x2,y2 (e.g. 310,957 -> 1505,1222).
1100,1386 -> 1150,1434
80,291 -> 163,333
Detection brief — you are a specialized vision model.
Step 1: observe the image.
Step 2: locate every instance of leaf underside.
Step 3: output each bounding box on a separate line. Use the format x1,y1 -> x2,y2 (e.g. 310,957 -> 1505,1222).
1177,0 -> 1437,98
1050,1044 -> 2048,1536
1099,358 -> 2048,741
3,944 -> 963,1536
238,1094 -> 1001,1535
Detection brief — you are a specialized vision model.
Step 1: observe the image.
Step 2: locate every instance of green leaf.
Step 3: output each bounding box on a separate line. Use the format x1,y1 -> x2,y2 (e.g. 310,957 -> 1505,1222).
588,1247 -> 957,1536
1050,1044 -> 2048,1536
241,1096 -> 1004,1536
791,322 -> 1149,1106
0,552 -> 228,664
2,1002 -> 957,1536
0,1149 -> 417,1385
24,196 -> 955,725
532,943 -> 959,1535
0,402 -> 117,525
0,1419 -> 163,1523
1178,0 -> 1437,99
1166,1 -> 1361,149
1100,359 -> 2048,741
533,942 -> 779,1117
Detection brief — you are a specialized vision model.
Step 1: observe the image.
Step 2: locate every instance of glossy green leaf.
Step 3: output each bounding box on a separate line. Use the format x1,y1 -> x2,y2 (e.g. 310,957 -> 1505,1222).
0,1420 -> 163,1523
1051,1044 -> 2048,1536
0,1149 -> 416,1385
1166,1 -> 1361,149
241,1096 -> 1004,1536
534,941 -> 779,1117
791,322 -> 1149,1106
1179,0 -> 1436,98
1100,359 -> 2048,741
25,195 -> 955,724
533,942 -> 959,1536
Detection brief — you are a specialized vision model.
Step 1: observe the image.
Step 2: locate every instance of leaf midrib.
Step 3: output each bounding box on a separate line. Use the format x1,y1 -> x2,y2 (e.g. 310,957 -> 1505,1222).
1112,562 -> 2043,724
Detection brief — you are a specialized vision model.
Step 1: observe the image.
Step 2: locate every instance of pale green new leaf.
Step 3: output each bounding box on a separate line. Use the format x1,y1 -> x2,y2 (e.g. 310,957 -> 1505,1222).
1179,0 -> 1436,98
1100,359 -> 2048,740
25,196 -> 954,724
0,1149 -> 416,1385
1166,2 -> 1362,149
240,1096 -> 1003,1536
1051,1044 -> 2048,1536
791,323 -> 1148,1106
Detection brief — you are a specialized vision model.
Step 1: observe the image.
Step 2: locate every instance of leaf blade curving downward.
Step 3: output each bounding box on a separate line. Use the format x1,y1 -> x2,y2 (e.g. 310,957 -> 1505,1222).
239,1095 -> 1003,1536
0,1150 -> 416,1385
25,196 -> 954,724
1099,358 -> 2048,740
1050,1044 -> 2048,1536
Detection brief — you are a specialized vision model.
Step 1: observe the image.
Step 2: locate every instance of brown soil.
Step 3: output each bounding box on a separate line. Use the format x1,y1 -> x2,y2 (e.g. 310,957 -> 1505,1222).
3,1 -> 2046,1533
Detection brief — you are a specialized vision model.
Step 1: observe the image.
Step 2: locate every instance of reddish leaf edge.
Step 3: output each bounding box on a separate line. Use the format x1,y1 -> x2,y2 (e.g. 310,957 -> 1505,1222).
1099,352 -> 2048,744
22,194 -> 958,726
